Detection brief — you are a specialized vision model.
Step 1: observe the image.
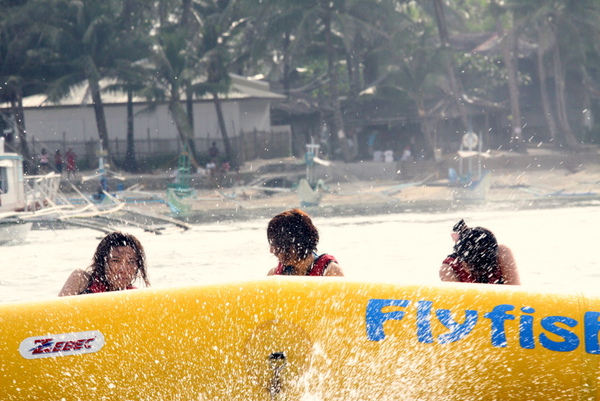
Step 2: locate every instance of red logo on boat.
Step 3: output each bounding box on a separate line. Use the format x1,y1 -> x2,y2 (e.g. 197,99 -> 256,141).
19,330 -> 105,359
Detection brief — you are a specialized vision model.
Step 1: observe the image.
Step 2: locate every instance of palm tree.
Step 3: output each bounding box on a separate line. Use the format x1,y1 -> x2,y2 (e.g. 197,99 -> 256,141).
504,0 -> 600,150
44,0 -> 135,165
532,19 -> 559,144
379,14 -> 445,159
338,0 -> 399,100
490,1 -> 526,152
189,0 -> 246,169
105,61 -> 149,172
105,0 -> 155,172
243,0 -> 349,160
431,0 -> 470,135
319,0 -> 352,161
144,24 -> 199,165
141,0 -> 249,169
546,0 -> 600,150
0,0 -> 57,172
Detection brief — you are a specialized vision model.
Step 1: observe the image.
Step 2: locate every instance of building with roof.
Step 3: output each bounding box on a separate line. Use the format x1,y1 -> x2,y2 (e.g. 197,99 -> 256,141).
1,74 -> 288,167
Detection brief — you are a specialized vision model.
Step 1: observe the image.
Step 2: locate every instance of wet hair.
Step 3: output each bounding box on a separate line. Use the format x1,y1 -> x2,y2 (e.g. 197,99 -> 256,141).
88,231 -> 150,288
453,227 -> 499,283
453,219 -> 467,233
267,208 -> 319,265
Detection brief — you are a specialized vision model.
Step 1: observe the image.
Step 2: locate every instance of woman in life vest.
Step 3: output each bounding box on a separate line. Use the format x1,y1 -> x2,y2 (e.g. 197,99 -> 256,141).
267,208 -> 343,276
59,232 -> 150,296
440,222 -> 520,285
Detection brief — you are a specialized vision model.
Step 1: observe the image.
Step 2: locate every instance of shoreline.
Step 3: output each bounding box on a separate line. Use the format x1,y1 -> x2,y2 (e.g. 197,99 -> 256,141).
54,148 -> 600,225
172,165 -> 600,224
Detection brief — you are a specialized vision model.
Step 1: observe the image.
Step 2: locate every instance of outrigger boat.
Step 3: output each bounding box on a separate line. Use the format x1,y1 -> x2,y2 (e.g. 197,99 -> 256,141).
0,141 -> 190,243
166,146 -> 196,216
297,140 -> 331,207
449,131 -> 491,202
0,138 -> 78,243
0,140 -> 36,244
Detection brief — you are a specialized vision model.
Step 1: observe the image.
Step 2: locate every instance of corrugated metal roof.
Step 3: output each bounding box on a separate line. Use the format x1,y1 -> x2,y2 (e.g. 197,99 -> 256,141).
14,73 -> 284,109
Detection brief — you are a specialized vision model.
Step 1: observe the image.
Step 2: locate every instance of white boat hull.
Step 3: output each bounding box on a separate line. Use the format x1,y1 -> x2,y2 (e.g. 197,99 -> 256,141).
452,170 -> 491,201
297,178 -> 324,207
0,221 -> 32,245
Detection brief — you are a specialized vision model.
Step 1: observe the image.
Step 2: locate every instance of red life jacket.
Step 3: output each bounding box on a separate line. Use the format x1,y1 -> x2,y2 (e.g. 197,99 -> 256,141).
443,256 -> 504,284
274,253 -> 338,276
82,278 -> 137,294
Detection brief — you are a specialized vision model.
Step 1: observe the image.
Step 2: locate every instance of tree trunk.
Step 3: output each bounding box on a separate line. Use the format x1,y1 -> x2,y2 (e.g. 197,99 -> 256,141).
180,0 -> 193,30
432,0 -> 469,134
346,48 -> 360,99
416,95 -> 436,159
536,42 -> 558,143
283,30 -> 291,97
124,90 -> 138,172
11,88 -> 33,174
168,97 -> 198,167
212,92 -> 237,169
86,70 -> 112,165
498,14 -> 525,152
322,3 -> 351,162
186,88 -> 194,129
552,40 -> 580,150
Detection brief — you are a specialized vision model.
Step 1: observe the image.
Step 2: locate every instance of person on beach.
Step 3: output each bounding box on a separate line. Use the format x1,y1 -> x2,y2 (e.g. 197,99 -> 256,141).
440,221 -> 520,285
54,149 -> 63,176
208,142 -> 219,160
400,145 -> 412,162
38,148 -> 50,174
58,232 -> 150,296
66,147 -> 77,179
267,208 -> 344,276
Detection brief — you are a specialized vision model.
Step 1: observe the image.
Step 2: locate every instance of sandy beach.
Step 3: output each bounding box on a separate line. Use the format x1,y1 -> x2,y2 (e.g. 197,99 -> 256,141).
170,149 -> 600,224
62,147 -> 600,224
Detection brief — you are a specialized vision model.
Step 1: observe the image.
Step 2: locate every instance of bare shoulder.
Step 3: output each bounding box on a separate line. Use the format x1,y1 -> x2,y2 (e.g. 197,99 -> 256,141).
439,262 -> 459,282
267,267 -> 277,276
498,244 -> 514,257
324,262 -> 344,276
497,244 -> 517,266
497,244 -> 521,285
58,269 -> 90,297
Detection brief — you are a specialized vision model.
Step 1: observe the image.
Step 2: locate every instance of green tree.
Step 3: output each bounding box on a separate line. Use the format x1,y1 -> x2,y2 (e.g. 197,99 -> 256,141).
504,0 -> 600,150
377,9 -> 446,159
144,24 -> 199,165
255,0 -> 391,161
44,0 -> 138,165
189,0 -> 249,169
105,0 -> 155,172
491,2 -> 526,152
0,0 -> 62,172
430,0 -> 470,135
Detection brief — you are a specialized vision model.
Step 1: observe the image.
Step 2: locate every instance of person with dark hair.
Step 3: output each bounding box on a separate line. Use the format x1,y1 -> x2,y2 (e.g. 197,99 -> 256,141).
54,149 -> 63,176
66,147 -> 77,179
58,232 -> 150,296
440,222 -> 520,285
267,208 -> 343,276
208,142 -> 219,160
38,148 -> 50,174
451,218 -> 467,242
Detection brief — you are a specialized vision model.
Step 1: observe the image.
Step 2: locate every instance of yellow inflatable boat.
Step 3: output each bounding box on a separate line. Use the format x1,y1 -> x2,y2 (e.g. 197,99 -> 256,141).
1,278 -> 598,400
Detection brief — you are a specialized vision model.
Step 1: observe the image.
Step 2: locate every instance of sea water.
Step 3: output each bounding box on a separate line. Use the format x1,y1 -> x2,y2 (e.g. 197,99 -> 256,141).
1,202 -> 599,304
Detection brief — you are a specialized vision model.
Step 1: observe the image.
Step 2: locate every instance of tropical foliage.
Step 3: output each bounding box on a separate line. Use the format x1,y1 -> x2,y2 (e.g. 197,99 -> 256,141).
1,0 -> 600,166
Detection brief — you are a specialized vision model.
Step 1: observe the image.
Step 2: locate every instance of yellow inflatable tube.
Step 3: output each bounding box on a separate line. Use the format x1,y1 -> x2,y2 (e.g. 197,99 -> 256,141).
1,278 -> 598,400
